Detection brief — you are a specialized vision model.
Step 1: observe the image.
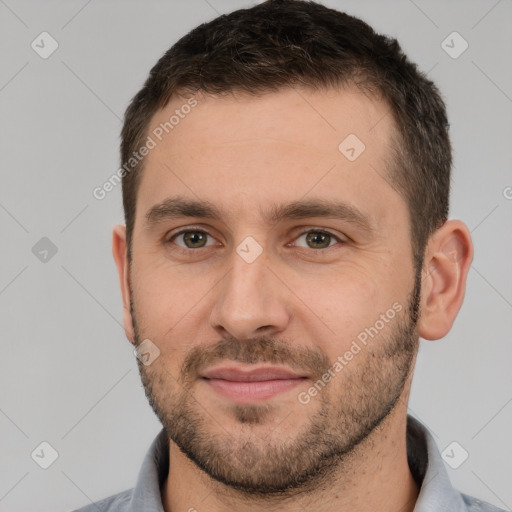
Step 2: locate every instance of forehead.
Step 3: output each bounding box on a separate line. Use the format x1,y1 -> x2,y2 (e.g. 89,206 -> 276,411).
150,86 -> 392,155
136,86 -> 402,228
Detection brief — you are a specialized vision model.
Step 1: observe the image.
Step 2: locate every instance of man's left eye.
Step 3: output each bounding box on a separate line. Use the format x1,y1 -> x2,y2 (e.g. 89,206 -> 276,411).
293,230 -> 342,250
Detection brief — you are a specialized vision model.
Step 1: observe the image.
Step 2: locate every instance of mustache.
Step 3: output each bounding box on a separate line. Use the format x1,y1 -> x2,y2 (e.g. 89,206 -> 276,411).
180,335 -> 331,384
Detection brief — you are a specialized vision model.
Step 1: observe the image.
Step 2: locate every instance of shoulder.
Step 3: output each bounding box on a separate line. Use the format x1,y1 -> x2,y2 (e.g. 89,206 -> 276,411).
460,492 -> 508,512
70,488 -> 132,512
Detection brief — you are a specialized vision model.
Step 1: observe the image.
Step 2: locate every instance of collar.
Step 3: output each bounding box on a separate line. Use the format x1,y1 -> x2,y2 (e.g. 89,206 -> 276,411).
406,415 -> 468,511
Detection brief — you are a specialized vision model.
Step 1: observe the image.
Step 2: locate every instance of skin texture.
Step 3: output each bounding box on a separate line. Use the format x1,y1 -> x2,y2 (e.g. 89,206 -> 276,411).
112,86 -> 473,512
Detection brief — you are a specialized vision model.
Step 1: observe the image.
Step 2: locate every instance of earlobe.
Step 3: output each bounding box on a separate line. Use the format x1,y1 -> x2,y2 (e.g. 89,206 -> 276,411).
417,220 -> 473,341
112,224 -> 136,344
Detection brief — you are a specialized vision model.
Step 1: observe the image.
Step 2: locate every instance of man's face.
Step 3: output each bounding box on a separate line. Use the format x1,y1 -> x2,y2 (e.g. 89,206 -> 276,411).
127,87 -> 420,493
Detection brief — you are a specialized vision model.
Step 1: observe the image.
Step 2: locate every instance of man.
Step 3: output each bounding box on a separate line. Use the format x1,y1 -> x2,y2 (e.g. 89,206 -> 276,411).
73,1 -> 504,510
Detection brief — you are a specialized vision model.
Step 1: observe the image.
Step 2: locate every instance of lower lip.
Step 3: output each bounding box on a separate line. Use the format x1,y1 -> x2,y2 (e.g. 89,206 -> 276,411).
202,378 -> 306,402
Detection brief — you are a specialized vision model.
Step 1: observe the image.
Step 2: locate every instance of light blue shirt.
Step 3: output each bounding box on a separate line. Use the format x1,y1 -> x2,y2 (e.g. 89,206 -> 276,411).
71,415 -> 506,511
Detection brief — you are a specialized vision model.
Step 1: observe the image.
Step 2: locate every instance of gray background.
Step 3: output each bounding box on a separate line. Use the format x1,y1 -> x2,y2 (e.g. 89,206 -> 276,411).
0,0 -> 511,511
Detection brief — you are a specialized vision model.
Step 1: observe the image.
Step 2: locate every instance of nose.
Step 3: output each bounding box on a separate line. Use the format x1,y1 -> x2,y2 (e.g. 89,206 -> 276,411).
209,247 -> 291,341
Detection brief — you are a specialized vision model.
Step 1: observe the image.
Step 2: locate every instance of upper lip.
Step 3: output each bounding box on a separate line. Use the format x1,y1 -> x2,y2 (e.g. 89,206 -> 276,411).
201,366 -> 307,382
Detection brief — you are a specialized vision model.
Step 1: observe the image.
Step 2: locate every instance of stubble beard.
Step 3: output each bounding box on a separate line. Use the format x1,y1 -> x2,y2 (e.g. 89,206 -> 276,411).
131,271 -> 421,497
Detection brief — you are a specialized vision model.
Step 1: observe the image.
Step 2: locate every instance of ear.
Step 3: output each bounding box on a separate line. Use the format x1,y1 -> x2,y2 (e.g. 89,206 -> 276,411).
112,224 -> 135,344
418,220 -> 473,340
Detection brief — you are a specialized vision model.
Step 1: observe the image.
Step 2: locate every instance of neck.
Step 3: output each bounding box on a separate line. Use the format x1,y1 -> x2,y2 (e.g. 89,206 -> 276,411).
161,405 -> 419,512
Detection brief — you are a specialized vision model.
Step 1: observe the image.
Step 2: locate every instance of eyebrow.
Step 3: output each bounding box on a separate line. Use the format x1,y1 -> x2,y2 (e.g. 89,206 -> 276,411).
144,195 -> 374,234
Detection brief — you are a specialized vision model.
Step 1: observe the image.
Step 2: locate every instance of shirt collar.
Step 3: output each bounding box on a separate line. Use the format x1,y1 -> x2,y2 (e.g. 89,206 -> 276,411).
407,415 -> 467,511
129,427 -> 168,512
127,415 -> 465,511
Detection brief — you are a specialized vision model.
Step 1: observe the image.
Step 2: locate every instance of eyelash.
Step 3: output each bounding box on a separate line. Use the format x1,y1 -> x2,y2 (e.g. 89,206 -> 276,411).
165,227 -> 344,254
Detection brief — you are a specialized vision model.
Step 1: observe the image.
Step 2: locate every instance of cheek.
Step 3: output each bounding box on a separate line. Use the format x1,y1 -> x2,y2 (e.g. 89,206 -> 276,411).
131,257 -> 226,358
313,271 -> 378,332
290,262 -> 402,352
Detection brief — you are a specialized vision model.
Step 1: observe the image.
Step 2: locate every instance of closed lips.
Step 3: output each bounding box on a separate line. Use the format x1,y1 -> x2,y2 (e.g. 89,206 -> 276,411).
201,367 -> 308,382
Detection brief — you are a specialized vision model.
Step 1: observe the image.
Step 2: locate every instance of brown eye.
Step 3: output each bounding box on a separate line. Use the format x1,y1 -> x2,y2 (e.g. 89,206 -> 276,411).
295,230 -> 341,250
170,230 -> 213,249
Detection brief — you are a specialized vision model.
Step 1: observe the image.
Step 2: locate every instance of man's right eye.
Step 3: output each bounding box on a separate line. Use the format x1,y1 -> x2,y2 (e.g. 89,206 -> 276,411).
167,229 -> 217,250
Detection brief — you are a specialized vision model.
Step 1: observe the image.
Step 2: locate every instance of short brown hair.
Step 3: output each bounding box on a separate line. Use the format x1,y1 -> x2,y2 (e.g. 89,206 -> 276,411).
120,0 -> 451,270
